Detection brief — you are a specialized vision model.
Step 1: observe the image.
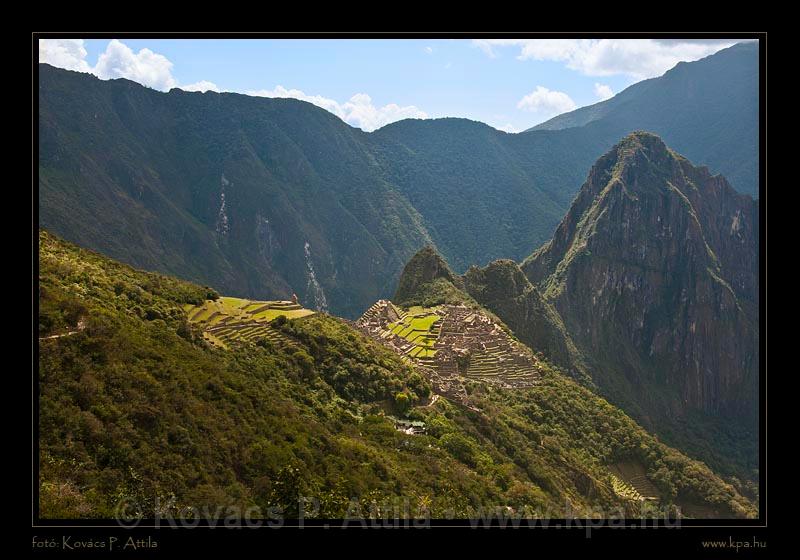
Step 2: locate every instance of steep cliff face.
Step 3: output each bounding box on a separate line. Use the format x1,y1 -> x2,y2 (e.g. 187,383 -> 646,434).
520,132 -> 759,476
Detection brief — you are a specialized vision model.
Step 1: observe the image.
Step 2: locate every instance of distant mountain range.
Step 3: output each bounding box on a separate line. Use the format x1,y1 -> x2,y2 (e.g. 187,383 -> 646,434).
529,42 -> 758,199
38,42 -> 758,319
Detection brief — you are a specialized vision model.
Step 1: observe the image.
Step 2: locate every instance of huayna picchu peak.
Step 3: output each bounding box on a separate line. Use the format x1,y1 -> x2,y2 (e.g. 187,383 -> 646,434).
524,131 -> 758,431
493,132 -> 758,482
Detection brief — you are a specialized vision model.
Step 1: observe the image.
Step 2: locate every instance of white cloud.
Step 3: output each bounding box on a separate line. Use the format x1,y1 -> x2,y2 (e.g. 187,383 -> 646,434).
594,82 -> 614,101
93,39 -> 177,90
39,39 -> 427,131
246,86 -> 428,132
247,85 -> 348,117
179,80 -> 220,93
473,39 -> 500,58
343,93 -> 428,131
425,46 -> 434,54
39,38 -> 211,93
38,39 -> 92,73
517,86 -> 577,117
473,38 -> 739,79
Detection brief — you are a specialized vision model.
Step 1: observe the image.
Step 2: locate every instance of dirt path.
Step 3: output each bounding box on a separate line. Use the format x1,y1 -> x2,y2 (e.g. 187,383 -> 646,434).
38,320 -> 86,341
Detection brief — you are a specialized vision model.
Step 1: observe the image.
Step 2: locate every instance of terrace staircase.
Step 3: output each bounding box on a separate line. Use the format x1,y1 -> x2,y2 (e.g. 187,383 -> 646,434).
204,319 -> 298,348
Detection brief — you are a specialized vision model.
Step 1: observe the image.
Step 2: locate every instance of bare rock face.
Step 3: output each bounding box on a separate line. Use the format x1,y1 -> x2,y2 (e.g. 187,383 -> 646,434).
522,132 -> 759,453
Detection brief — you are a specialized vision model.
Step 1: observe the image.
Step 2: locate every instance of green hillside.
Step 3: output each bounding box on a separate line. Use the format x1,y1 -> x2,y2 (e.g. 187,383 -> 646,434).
38,230 -> 755,519
38,64 -> 432,319
370,119 -> 589,271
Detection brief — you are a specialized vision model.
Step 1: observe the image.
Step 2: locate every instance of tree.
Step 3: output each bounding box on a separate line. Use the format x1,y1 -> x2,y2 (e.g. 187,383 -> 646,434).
395,392 -> 410,414
266,465 -> 304,518
439,433 -> 478,468
292,349 -> 316,380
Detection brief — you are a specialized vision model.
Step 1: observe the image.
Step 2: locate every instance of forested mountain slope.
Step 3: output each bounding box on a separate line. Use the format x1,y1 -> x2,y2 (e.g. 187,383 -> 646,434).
38,230 -> 755,519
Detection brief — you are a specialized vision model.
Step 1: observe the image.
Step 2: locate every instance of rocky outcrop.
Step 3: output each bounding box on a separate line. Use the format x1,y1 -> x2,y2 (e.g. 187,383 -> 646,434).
523,132 -> 758,420
516,132 -> 759,477
394,245 -> 462,304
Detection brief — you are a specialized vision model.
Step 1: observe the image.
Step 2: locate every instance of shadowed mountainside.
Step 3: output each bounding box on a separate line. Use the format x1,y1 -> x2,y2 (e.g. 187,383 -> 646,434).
38,42 -> 758,317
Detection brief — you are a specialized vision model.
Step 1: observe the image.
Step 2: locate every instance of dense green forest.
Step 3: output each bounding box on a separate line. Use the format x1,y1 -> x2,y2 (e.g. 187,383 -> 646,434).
38,231 -> 755,519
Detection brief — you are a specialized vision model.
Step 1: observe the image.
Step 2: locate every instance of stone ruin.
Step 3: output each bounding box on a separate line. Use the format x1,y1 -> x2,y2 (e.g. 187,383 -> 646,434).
432,304 -> 540,388
355,301 -> 541,407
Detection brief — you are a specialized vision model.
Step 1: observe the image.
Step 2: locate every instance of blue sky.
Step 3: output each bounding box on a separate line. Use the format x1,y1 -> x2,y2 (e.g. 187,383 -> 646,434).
39,38 -> 744,132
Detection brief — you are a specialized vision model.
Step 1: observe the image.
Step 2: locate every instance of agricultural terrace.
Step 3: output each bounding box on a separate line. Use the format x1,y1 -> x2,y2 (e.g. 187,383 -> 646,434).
386,306 -> 441,359
609,462 -> 661,502
185,297 -> 314,349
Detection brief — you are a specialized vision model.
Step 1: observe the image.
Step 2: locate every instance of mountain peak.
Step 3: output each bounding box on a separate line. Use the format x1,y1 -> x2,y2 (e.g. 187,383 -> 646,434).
394,245 -> 458,304
518,133 -> 759,478
617,130 -> 667,150
614,130 -> 676,171
525,132 -> 753,289
605,131 -> 671,171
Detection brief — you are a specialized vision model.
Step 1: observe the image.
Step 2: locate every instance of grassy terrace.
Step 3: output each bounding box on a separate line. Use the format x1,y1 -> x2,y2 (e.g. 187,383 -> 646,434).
463,351 -> 539,382
610,474 -> 644,502
387,306 -> 441,359
186,297 -> 315,349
